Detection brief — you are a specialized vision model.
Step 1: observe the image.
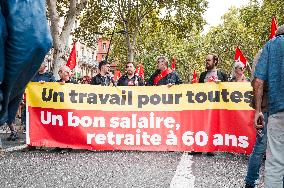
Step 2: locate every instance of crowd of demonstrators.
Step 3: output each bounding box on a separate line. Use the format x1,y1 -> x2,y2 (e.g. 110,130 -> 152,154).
0,0 -> 52,153
199,54 -> 228,83
245,49 -> 268,188
253,24 -> 284,188
147,56 -> 182,86
117,62 -> 144,86
90,60 -> 114,86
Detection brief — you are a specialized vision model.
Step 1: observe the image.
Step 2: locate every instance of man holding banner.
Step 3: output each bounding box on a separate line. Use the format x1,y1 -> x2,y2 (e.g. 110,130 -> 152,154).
199,54 -> 228,83
254,25 -> 284,188
147,56 -> 182,86
117,62 -> 144,86
90,60 -> 114,86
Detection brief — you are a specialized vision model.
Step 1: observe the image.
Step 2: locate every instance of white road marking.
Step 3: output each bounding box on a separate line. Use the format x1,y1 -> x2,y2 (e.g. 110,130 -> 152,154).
170,153 -> 195,188
4,145 -> 27,152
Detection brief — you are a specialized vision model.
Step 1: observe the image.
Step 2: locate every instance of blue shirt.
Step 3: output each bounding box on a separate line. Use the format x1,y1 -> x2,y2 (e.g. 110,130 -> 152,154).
254,35 -> 284,115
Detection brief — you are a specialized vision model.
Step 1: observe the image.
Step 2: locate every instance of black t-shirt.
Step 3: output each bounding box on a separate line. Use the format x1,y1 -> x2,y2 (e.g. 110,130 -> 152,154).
117,74 -> 144,86
90,73 -> 113,86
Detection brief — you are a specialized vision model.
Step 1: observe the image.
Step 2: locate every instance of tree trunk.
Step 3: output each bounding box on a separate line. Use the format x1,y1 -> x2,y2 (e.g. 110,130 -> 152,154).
52,43 -> 67,80
128,45 -> 135,63
46,0 -> 87,79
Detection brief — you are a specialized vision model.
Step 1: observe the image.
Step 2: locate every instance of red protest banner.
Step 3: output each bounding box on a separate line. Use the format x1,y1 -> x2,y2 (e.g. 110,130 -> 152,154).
26,82 -> 256,154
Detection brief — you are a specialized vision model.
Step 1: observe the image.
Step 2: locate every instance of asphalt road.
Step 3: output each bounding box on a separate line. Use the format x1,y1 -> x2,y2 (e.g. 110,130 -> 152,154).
0,132 -> 264,188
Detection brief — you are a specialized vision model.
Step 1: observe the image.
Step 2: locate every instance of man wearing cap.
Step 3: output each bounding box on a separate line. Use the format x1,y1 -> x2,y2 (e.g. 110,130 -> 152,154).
90,60 -> 114,86
253,24 -> 284,187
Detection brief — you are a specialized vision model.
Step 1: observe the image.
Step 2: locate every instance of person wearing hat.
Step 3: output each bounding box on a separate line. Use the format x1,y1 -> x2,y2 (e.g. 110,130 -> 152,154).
230,61 -> 250,82
90,60 -> 114,86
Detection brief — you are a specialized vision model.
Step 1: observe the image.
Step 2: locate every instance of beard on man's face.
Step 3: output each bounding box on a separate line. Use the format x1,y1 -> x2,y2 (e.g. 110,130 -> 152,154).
127,70 -> 133,75
206,62 -> 215,70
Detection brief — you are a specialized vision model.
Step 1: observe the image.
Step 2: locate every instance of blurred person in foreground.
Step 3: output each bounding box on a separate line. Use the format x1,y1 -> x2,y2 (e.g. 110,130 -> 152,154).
253,24 -> 284,187
244,49 -> 268,188
0,1 -> 52,154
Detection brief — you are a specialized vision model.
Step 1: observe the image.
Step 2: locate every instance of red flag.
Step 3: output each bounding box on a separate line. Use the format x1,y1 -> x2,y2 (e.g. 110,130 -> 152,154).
66,42 -> 77,70
192,70 -> 197,83
269,17 -> 278,40
135,64 -> 145,80
113,69 -> 121,81
234,47 -> 247,67
171,57 -> 176,70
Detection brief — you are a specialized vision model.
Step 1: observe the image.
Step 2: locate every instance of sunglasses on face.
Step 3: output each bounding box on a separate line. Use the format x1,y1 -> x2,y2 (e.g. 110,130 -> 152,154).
235,67 -> 245,71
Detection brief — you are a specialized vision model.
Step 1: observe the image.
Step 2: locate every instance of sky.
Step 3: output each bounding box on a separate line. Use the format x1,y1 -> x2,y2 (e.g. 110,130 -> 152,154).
203,0 -> 250,32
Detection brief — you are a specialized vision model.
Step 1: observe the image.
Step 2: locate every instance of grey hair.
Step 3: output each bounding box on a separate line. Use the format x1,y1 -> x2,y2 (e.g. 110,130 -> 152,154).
276,24 -> 284,36
156,55 -> 169,66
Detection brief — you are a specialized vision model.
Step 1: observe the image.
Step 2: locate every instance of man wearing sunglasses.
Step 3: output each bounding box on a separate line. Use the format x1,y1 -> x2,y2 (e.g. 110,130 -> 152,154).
230,61 -> 249,82
117,62 -> 144,86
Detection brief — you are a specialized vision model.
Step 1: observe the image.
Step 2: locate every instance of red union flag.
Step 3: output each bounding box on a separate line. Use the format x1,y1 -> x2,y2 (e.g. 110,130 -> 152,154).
135,63 -> 145,80
66,42 -> 77,70
113,69 -> 121,81
234,47 -> 247,67
270,17 -> 278,40
192,70 -> 197,83
171,56 -> 176,70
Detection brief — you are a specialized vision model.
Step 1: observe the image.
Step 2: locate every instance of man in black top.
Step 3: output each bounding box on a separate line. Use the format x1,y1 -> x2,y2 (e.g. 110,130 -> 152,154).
90,60 -> 113,86
117,62 -> 144,86
147,56 -> 182,86
199,54 -> 228,83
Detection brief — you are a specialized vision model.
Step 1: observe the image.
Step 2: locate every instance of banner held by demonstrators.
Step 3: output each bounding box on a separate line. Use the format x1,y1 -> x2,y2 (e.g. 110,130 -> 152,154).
26,82 -> 256,154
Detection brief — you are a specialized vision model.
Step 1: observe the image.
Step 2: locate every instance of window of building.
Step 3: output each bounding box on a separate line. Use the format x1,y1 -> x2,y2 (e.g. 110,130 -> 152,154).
102,43 -> 107,50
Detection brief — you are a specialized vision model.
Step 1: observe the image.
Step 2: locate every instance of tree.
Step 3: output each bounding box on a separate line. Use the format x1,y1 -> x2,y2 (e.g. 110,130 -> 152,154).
46,0 -> 87,78
75,0 -> 208,63
202,0 -> 284,78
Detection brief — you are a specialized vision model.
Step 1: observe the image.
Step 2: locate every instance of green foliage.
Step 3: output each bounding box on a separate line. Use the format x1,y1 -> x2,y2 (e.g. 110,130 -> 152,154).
203,0 -> 284,78
73,0 -> 283,83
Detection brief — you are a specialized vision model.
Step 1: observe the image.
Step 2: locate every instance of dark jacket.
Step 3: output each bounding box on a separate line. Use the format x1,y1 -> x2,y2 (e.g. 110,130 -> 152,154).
117,74 -> 144,86
199,70 -> 228,83
147,70 -> 182,86
90,73 -> 113,86
31,72 -> 55,82
56,79 -> 77,84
